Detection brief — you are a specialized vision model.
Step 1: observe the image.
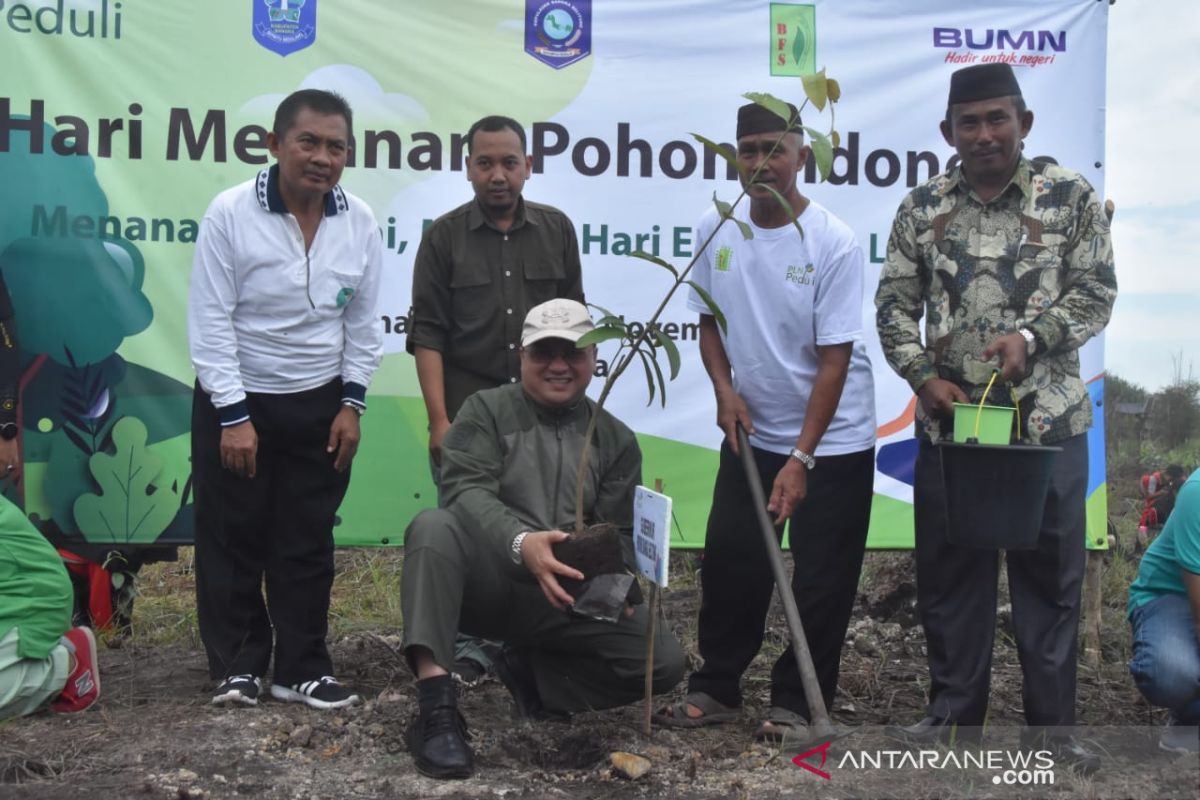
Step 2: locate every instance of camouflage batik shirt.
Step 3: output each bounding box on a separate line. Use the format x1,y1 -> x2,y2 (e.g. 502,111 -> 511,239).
875,157 -> 1117,445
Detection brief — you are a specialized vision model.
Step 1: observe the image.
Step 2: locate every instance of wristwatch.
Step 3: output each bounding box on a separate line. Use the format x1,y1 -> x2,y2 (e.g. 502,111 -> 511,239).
510,531 -> 530,565
0,423 -> 17,441
1018,327 -> 1038,357
341,401 -> 364,416
788,447 -> 816,469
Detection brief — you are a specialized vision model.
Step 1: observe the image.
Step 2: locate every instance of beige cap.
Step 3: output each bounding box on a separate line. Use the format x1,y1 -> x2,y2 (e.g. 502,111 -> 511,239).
521,298 -> 594,347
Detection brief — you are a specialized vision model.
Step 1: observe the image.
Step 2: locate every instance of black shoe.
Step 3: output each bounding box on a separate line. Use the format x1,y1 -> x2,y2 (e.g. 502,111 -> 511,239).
270,676 -> 361,710
1021,730 -> 1100,775
406,680 -> 473,779
493,646 -> 569,722
212,675 -> 264,707
885,716 -> 973,746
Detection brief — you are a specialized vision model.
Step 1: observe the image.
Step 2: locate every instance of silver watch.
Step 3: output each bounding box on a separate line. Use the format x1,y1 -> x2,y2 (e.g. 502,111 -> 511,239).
510,531 -> 529,565
1018,327 -> 1037,356
789,447 -> 816,469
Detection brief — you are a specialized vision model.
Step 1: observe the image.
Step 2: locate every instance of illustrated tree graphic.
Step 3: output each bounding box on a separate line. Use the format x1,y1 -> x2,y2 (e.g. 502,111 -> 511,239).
0,119 -> 184,545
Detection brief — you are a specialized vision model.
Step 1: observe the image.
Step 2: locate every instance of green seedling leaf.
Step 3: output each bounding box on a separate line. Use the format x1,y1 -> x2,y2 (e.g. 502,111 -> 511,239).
732,216 -> 754,241
713,192 -> 753,240
742,91 -> 792,123
801,68 -> 828,112
831,130 -> 841,149
804,126 -> 834,182
755,182 -> 805,242
636,348 -> 657,407
587,301 -> 621,320
692,133 -> 740,176
644,344 -> 669,407
652,328 -> 682,380
576,325 -> 626,349
712,192 -> 734,218
827,77 -> 842,103
594,314 -> 626,329
630,249 -> 678,277
686,280 -> 727,334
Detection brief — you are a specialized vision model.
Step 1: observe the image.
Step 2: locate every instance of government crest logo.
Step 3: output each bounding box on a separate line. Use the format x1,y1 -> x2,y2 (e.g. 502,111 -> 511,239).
770,3 -> 816,76
525,0 -> 591,70
253,0 -> 317,57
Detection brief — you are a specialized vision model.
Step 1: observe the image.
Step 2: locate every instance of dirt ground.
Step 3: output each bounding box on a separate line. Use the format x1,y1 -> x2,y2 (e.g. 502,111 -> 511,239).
2,552 -> 1198,800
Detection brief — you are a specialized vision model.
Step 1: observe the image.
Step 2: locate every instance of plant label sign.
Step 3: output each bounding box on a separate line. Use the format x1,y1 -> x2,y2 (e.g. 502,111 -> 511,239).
633,485 -> 671,587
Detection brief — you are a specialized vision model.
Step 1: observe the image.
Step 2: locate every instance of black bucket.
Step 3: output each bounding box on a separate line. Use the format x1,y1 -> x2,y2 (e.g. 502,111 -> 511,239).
938,441 -> 1061,550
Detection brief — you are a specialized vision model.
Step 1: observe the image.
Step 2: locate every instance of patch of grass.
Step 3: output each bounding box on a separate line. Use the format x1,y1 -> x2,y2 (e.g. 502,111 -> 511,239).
125,548 -> 200,648
329,548 -> 405,636
124,546 -> 408,647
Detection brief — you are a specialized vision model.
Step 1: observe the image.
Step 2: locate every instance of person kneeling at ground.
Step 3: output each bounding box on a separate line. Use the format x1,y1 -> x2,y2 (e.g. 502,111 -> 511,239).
1,495 -> 100,719
400,299 -> 686,779
1128,469 -> 1200,754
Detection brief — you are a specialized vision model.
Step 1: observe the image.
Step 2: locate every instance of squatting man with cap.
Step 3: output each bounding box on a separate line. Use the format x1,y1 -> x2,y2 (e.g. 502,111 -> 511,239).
400,299 -> 685,779
655,102 -> 876,741
875,63 -> 1116,768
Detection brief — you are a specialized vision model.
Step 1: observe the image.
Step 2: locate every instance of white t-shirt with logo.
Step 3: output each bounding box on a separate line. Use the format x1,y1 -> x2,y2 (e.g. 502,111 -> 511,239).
686,199 -> 876,456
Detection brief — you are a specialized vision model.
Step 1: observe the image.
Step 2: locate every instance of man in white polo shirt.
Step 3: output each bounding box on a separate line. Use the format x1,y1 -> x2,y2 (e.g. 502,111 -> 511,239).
188,89 -> 383,710
655,102 -> 875,741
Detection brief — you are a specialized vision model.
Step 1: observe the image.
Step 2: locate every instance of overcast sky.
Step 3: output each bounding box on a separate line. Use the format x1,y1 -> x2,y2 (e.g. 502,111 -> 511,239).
1104,0 -> 1200,391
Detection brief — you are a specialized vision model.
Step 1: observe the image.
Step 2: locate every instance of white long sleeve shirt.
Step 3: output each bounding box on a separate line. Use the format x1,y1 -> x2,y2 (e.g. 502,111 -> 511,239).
188,166 -> 383,425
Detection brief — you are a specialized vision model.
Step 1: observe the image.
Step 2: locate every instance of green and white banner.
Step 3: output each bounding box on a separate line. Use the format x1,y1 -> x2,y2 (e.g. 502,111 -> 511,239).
0,0 -> 1110,550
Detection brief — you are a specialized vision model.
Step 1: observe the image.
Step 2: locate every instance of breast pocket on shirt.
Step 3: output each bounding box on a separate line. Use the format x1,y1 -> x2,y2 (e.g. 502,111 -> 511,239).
321,268 -> 364,311
523,259 -> 567,305
449,257 -> 493,322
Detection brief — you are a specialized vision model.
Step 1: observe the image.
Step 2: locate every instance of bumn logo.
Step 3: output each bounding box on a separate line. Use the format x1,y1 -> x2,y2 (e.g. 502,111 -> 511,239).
770,3 -> 816,77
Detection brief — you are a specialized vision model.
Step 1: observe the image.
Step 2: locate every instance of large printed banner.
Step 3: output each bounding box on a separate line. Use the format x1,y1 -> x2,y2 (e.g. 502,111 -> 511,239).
0,0 -> 1109,550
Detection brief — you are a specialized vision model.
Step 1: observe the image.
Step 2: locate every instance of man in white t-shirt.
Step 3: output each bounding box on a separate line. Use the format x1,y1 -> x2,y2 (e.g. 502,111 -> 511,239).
655,102 -> 876,741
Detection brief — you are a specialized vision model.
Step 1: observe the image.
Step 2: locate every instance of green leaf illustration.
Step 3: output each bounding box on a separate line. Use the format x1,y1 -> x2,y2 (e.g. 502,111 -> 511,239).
74,416 -> 178,544
792,28 -> 807,66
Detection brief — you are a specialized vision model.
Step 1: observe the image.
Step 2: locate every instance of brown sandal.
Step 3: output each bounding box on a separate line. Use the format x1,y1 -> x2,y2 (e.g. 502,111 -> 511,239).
652,691 -> 739,728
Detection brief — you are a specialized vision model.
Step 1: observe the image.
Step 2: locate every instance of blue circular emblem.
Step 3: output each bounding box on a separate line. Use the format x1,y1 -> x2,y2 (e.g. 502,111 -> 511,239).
542,9 -> 575,41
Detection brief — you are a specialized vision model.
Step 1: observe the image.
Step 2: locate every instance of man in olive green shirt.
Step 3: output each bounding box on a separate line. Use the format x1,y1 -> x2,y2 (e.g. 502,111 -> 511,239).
407,115 -> 584,467
401,300 -> 684,780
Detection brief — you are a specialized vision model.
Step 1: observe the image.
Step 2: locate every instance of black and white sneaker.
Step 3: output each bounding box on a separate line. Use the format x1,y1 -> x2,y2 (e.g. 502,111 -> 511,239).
212,675 -> 264,707
270,676 -> 361,710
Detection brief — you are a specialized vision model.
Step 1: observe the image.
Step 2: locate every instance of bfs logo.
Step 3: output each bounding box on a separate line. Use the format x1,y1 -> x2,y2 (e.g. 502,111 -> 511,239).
770,3 -> 816,76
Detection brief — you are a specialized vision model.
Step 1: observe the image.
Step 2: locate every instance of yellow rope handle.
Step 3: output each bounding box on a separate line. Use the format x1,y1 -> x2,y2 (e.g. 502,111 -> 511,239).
975,369 -> 1000,440
1012,385 -> 1022,442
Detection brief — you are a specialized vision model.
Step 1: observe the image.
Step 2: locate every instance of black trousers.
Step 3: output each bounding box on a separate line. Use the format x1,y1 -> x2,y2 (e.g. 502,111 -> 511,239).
192,381 -> 350,686
913,434 -> 1088,727
688,443 -> 875,718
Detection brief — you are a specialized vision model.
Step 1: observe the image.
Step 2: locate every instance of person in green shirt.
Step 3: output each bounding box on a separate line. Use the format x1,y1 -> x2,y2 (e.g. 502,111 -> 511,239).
0,495 -> 101,718
1128,469 -> 1200,754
